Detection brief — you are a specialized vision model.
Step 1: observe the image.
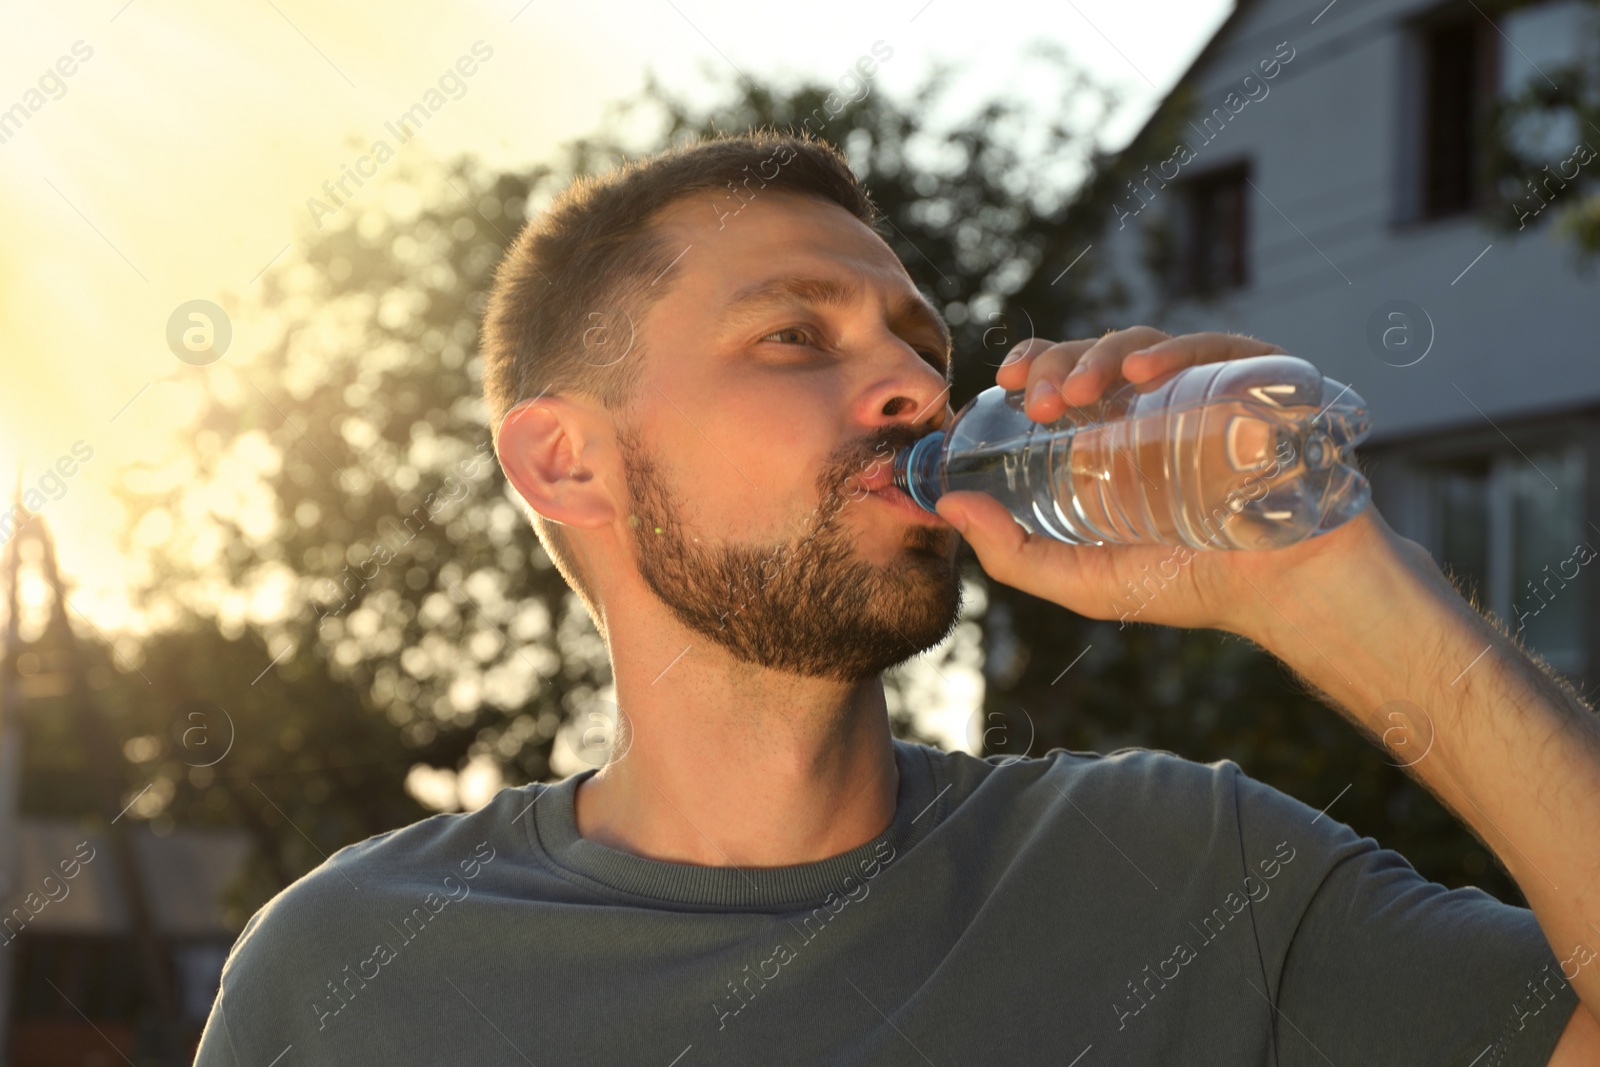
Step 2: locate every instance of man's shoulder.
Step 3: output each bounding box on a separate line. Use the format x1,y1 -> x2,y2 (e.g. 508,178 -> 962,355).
903,738 -> 1341,849
907,738 -> 1248,803
221,783 -> 541,984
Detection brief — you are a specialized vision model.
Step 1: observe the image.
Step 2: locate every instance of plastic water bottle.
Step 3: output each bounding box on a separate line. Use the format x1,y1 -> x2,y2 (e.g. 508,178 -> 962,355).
891,355 -> 1371,550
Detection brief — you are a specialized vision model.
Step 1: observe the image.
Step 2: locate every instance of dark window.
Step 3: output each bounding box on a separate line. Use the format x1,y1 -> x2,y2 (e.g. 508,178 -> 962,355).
1415,8 -> 1496,218
11,934 -> 144,1020
1421,445 -> 1587,674
1429,455 -> 1492,608
1172,163 -> 1249,297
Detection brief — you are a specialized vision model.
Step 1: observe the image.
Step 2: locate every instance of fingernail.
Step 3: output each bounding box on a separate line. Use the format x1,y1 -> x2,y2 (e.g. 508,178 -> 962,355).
1001,348 -> 1026,366
941,504 -> 969,533
1027,379 -> 1053,407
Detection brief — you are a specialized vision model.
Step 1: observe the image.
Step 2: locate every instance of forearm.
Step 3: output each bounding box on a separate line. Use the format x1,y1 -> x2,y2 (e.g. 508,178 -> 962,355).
1235,508 -> 1600,1020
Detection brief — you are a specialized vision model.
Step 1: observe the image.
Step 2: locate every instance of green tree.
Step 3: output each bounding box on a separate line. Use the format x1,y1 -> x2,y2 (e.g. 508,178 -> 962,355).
1481,0 -> 1600,261
114,155 -> 598,911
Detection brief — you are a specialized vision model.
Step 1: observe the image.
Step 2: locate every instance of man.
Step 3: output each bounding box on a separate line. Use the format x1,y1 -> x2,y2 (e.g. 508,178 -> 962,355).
197,132 -> 1600,1064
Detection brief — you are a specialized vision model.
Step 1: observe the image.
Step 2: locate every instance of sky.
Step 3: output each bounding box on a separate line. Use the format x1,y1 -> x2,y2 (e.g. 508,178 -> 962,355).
0,0 -> 1234,771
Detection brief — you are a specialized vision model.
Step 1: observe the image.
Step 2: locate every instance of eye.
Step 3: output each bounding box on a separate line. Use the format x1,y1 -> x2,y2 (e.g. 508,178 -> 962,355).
761,326 -> 819,347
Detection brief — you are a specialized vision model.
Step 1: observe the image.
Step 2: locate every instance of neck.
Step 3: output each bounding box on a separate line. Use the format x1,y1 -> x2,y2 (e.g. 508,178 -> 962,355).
574,629 -> 900,869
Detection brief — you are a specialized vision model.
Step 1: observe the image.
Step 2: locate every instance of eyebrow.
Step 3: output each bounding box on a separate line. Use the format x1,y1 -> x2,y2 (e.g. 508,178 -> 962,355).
720,274 -> 953,381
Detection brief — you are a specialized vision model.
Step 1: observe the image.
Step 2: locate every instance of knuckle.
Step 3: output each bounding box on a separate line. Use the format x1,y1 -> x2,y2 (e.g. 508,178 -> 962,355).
1005,337 -> 1053,365
1123,328 -> 1167,350
1077,336 -> 1112,363
1030,348 -> 1077,382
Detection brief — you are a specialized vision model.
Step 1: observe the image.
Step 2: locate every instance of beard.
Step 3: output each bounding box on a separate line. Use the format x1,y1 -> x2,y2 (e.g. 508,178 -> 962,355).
619,420 -> 964,682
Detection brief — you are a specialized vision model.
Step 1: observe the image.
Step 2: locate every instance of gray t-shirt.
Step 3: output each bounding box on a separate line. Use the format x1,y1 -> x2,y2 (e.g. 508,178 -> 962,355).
196,740 -> 1579,1065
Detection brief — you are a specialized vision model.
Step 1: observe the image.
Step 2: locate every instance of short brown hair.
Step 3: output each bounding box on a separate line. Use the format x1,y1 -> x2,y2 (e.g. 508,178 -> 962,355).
481,131 -> 881,626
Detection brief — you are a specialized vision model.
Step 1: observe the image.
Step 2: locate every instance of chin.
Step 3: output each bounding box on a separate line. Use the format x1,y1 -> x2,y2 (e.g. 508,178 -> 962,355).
870,544 -> 965,650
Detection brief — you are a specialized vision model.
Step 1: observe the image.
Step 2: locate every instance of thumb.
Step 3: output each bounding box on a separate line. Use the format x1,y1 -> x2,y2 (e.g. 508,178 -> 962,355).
935,491 -> 1035,569
935,490 -> 1093,608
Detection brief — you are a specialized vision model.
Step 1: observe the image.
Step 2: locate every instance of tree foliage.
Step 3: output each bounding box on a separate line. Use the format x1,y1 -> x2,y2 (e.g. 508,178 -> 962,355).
1481,0 -> 1600,261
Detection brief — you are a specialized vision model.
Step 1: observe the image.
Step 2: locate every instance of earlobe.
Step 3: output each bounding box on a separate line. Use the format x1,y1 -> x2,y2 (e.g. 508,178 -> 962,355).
496,396 -> 616,530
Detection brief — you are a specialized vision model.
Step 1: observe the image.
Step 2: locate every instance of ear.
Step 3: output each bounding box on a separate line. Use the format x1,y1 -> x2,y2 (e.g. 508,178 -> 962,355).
496,396 -> 617,531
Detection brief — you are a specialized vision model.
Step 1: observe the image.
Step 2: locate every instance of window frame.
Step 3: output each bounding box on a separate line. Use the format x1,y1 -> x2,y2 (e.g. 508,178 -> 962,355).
1394,0 -> 1502,226
1168,159 -> 1252,299
1371,425 -> 1591,680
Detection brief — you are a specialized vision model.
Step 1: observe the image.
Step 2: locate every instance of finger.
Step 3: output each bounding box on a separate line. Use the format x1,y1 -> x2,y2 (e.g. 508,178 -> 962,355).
996,337 -> 1081,392
1019,339 -> 1094,421
1027,326 -> 1169,421
1123,332 -> 1286,386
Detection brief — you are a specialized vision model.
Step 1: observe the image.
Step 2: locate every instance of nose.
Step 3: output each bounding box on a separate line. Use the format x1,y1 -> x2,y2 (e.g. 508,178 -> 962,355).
855,344 -> 952,436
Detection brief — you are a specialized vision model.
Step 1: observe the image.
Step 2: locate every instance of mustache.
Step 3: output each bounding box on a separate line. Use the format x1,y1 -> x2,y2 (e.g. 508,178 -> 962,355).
815,424 -> 931,515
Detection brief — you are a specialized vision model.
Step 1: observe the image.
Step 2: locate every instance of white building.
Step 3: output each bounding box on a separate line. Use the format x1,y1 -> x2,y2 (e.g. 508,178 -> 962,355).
1099,0 -> 1600,681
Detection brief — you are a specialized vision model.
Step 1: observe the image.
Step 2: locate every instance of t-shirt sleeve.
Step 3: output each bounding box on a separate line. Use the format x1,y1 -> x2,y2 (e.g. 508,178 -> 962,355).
193,990 -> 243,1067
1229,765 -> 1580,1067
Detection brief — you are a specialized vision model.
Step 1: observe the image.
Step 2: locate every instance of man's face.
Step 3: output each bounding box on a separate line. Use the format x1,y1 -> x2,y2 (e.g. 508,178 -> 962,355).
614,190 -> 963,682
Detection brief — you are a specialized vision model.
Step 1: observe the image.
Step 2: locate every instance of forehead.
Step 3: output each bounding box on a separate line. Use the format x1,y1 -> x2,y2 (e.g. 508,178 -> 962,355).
649,191 -> 919,300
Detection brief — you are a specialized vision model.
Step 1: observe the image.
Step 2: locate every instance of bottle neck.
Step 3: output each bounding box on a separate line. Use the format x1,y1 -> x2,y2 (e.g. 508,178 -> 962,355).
891,431 -> 946,513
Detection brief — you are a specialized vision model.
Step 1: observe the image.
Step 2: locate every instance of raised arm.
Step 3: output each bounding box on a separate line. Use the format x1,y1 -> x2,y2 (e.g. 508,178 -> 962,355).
1227,505 -> 1600,1062
939,329 -> 1600,1061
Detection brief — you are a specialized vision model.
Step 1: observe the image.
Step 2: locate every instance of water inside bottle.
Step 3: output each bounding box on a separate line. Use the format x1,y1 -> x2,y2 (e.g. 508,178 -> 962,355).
894,355 -> 1372,550
1062,397 -> 1329,548
928,372 -> 1370,549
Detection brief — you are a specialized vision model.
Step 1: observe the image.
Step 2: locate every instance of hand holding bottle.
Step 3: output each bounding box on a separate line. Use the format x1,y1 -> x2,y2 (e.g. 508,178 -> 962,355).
931,327 -> 1391,636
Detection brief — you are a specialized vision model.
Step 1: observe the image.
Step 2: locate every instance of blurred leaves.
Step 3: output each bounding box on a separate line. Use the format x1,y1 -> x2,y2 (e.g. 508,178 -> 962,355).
1481,0 -> 1600,264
